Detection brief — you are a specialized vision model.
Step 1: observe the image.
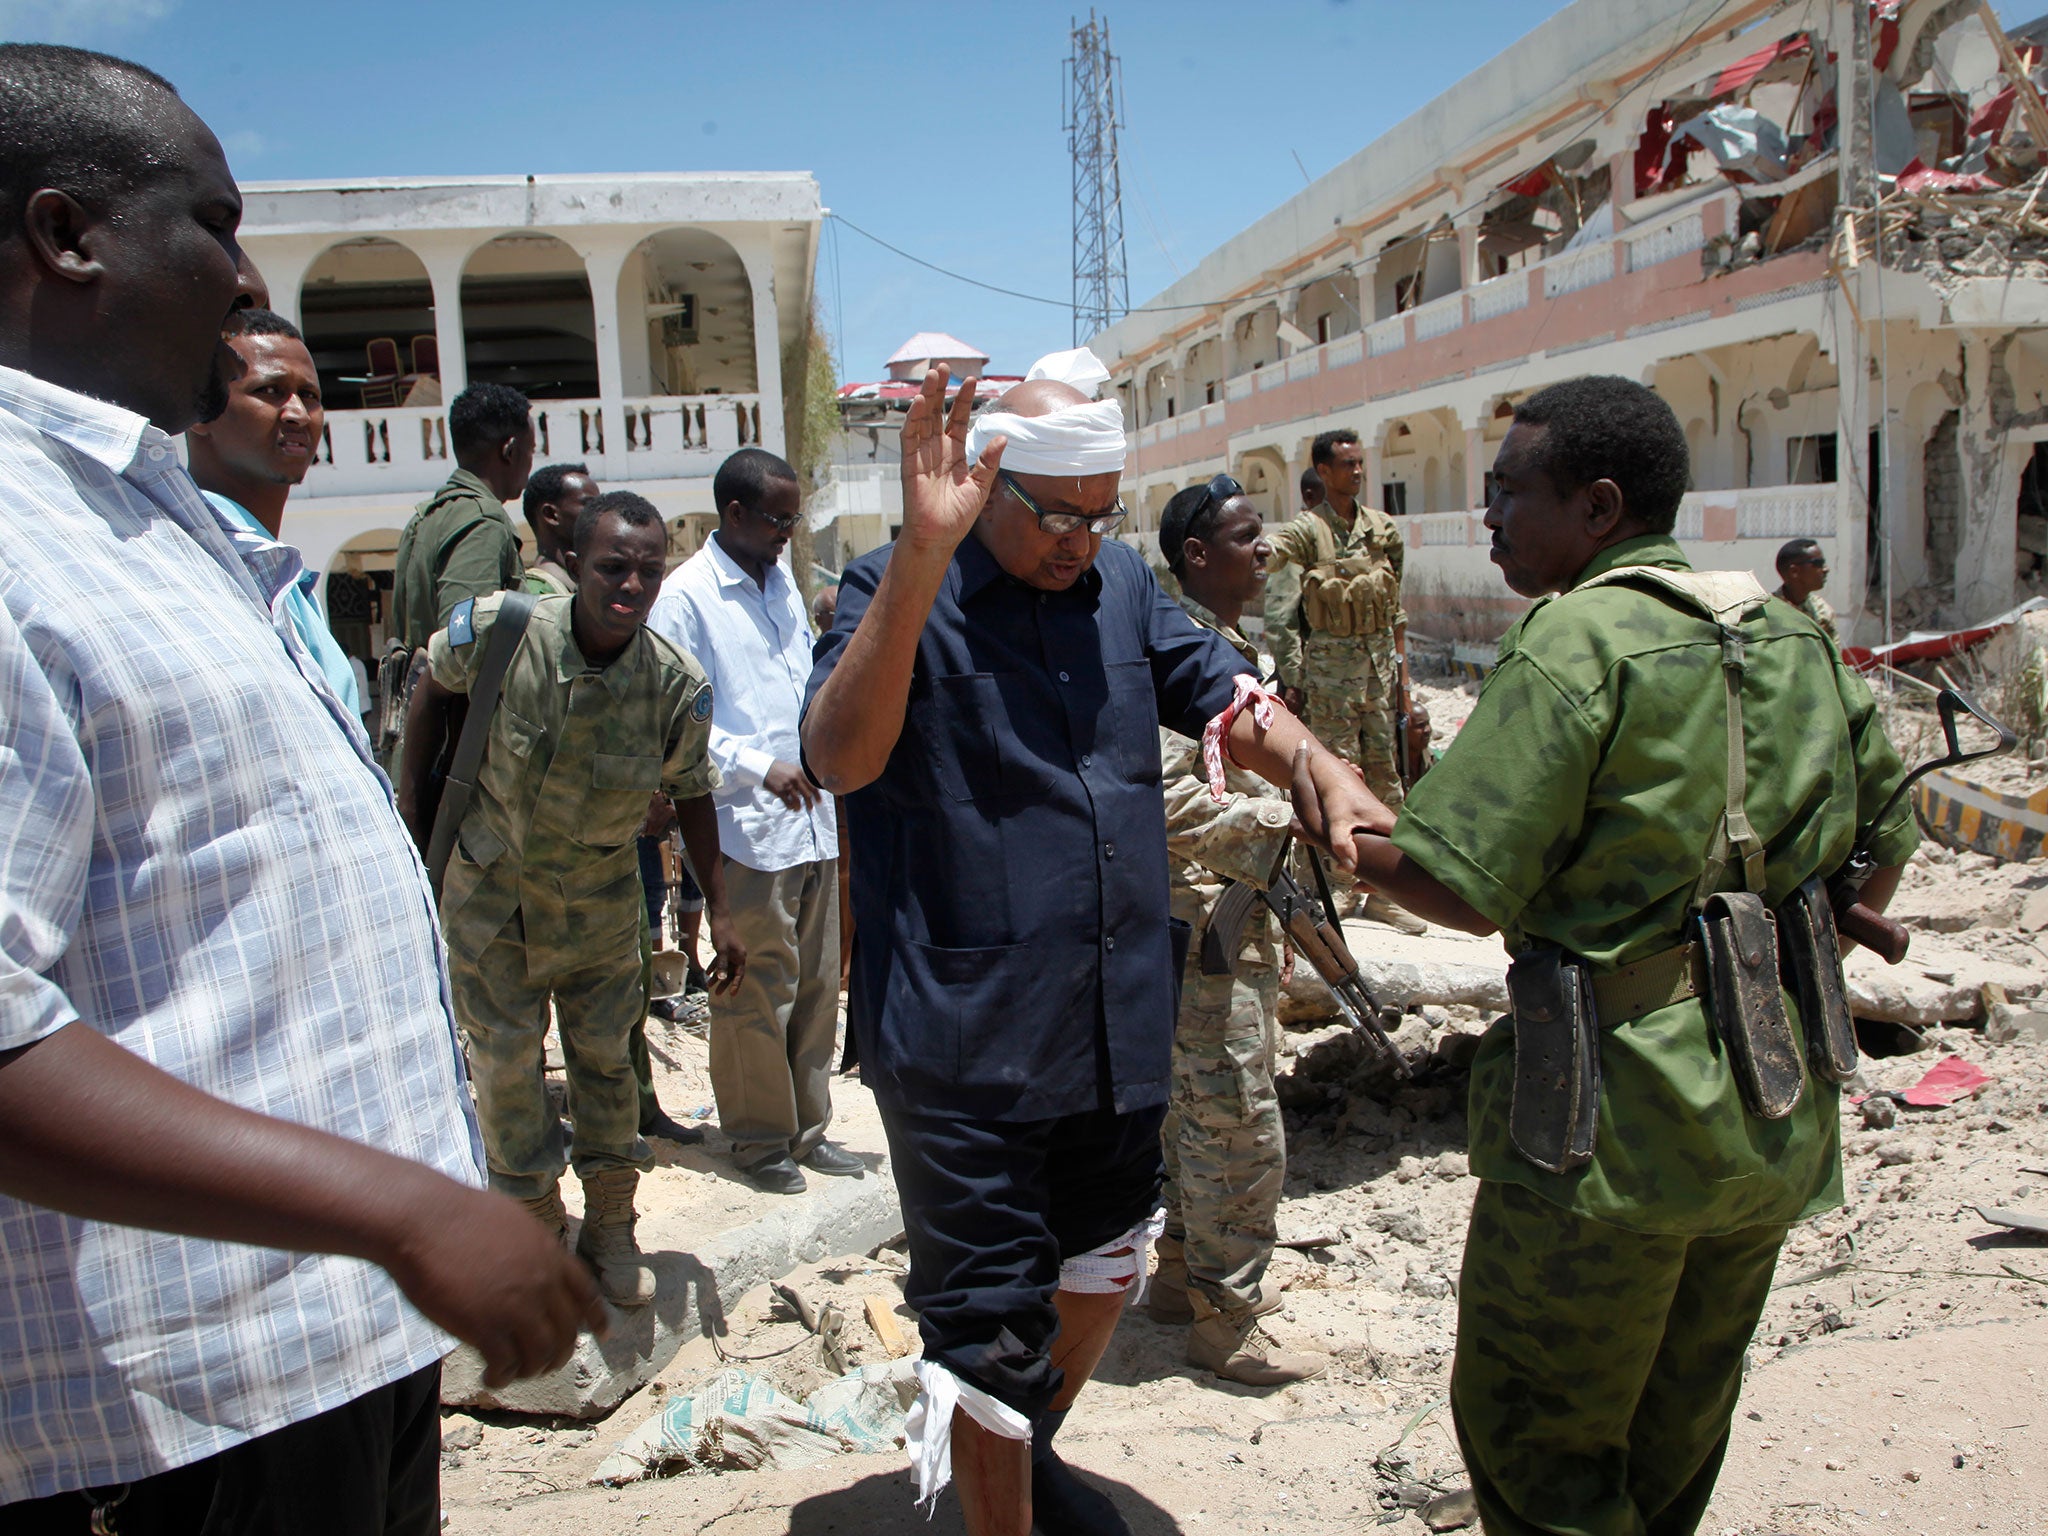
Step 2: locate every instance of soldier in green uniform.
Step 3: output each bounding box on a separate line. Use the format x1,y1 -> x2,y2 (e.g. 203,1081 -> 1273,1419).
520,461 -> 599,598
398,490 -> 745,1306
1147,474 -> 1327,1388
392,382 -> 536,647
1339,377 -> 1917,1536
1774,537 -> 1841,650
1264,427 -> 1425,934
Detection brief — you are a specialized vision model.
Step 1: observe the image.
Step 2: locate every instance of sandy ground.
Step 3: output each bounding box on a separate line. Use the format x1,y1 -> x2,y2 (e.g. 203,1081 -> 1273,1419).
436,686 -> 2048,1534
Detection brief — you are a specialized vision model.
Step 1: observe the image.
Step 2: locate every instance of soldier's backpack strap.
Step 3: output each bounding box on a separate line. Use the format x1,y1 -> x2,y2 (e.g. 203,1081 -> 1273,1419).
1572,566 -> 1772,907
425,591 -> 539,894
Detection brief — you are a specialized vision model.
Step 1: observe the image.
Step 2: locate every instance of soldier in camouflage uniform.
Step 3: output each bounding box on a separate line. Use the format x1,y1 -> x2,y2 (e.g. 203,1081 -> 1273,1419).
399,491 -> 745,1306
1340,378 -> 1918,1536
1264,428 -> 1425,936
1146,476 -> 1327,1387
1774,537 -> 1841,650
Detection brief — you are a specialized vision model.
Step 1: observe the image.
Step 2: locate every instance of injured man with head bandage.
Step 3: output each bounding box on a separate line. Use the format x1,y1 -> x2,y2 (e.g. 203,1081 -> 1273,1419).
799,347 -> 1391,1536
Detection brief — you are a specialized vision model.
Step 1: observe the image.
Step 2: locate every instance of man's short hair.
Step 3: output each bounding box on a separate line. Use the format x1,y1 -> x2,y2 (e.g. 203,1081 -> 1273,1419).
1158,482 -> 1230,578
222,308 -> 302,342
1299,467 -> 1323,500
1511,376 -> 1690,535
1776,538 -> 1823,573
572,489 -> 665,556
1311,428 -> 1361,468
448,383 -> 531,459
522,462 -> 590,529
0,45 -> 180,243
713,447 -> 798,515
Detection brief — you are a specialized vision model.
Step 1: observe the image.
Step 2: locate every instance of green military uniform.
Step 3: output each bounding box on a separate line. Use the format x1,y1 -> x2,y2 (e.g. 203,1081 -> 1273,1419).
394,469 -> 524,650
1390,534 -> 1918,1536
1776,583 -> 1841,650
522,559 -> 574,598
1156,601 -> 1296,1326
429,591 -> 719,1202
1262,499 -> 1408,806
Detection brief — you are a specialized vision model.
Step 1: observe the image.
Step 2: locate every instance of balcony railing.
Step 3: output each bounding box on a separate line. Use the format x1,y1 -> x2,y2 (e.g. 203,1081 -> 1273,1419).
299,394 -> 762,500
1366,315 -> 1406,357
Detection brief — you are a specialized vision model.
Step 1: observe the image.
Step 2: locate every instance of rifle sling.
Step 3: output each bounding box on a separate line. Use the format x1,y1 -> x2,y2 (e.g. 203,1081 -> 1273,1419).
425,592 -> 538,891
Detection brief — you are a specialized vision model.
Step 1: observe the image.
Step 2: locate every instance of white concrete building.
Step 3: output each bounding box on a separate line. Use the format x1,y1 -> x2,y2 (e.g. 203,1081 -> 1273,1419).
238,171 -> 820,648
1092,0 -> 2048,644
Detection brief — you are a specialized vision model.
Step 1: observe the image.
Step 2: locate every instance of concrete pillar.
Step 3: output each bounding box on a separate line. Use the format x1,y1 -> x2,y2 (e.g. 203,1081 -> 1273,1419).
575,234 -> 638,466
1454,214 -> 1483,289
1606,152 -> 1634,229
1827,285 -> 1873,636
244,235 -> 324,329
1464,425 -> 1486,509
408,233 -> 478,400
743,245 -> 787,458
1954,330 -> 2025,624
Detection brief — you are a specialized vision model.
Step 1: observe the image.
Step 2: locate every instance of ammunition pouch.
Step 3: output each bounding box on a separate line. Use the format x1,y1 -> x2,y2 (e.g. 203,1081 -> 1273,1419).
1776,876 -> 1859,1084
1300,557 -> 1391,639
1699,891 -> 1803,1120
1506,948 -> 1600,1174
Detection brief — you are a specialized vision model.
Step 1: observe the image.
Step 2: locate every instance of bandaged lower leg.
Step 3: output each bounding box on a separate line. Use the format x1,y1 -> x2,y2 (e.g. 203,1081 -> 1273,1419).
906,1359 -> 1031,1514
1057,1209 -> 1168,1301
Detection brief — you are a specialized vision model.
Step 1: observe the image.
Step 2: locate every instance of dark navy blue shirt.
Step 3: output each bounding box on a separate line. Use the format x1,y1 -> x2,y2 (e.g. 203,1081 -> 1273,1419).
805,535 -> 1249,1122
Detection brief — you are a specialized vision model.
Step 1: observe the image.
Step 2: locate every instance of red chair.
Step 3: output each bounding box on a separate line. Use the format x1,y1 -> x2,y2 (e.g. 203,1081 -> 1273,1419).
409,335 -> 439,379
360,338 -> 404,407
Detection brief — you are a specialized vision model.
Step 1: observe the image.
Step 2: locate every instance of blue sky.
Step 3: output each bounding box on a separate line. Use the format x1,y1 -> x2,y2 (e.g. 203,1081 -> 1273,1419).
8,0 -> 2038,379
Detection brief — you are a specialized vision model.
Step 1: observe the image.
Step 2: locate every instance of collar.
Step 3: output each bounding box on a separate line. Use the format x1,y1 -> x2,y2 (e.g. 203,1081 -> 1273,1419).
1566,533 -> 1690,591
954,530 -> 1104,603
703,529 -> 788,596
1177,593 -> 1256,664
445,467 -> 507,510
0,363 -> 157,474
549,600 -> 646,697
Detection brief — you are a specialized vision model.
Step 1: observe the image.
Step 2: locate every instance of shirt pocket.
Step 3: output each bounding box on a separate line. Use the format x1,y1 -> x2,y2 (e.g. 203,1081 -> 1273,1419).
577,752 -> 662,846
1104,658 -> 1163,784
480,704 -> 544,804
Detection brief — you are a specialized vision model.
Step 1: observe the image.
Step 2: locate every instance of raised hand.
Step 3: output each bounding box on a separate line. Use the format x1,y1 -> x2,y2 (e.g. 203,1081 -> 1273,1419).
898,363 -> 1003,553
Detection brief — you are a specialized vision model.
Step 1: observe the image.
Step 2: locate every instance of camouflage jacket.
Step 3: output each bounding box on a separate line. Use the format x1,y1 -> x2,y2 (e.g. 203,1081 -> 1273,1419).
1261,499 -> 1406,689
522,558 -> 574,597
428,591 -> 719,977
1392,534 -> 1919,1236
1776,584 -> 1841,649
393,469 -> 522,650
1160,599 -> 1292,971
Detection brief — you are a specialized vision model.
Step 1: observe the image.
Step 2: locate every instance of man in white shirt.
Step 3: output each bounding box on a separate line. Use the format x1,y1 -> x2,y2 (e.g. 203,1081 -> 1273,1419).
649,449 -> 858,1194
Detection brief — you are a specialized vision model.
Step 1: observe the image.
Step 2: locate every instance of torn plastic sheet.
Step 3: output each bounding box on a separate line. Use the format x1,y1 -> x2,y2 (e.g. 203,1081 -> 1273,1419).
592,1361 -> 918,1485
1900,1055 -> 1993,1108
1669,104 -> 1791,183
1896,158 -> 2005,194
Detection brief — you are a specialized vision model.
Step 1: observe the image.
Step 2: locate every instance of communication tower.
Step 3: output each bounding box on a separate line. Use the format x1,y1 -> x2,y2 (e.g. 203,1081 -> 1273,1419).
1064,12 -> 1129,347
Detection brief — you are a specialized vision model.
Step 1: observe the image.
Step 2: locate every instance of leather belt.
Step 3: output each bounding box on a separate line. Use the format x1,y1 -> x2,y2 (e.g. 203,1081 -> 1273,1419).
1591,940 -> 1707,1027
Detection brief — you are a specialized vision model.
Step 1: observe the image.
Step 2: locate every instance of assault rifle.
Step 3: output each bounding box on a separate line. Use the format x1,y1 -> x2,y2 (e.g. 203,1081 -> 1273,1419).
1832,686 -> 2016,964
1200,841 -> 1411,1078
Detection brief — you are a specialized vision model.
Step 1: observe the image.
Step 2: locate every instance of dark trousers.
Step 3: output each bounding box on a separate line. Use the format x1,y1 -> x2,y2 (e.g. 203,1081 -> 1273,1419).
883,1102 -> 1166,1419
7,1364 -> 442,1536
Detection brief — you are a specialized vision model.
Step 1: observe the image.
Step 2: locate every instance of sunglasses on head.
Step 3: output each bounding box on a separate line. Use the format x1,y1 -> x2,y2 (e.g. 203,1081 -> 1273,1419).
998,471 -> 1128,536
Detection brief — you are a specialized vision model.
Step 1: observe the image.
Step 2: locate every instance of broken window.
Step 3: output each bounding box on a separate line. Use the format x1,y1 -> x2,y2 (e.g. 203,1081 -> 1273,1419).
1786,433 -> 1838,484
1382,482 -> 1409,516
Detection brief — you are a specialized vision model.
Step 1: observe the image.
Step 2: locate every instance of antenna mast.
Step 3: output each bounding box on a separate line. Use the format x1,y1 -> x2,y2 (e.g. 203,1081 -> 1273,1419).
1064,11 -> 1129,347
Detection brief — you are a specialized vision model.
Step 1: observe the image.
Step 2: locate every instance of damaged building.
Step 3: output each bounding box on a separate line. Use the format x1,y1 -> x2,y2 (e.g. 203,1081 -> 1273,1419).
1092,0 -> 2048,641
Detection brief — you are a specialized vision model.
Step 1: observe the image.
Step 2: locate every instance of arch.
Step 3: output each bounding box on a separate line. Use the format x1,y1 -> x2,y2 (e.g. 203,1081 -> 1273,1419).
615,228 -> 757,398
461,232 -> 600,399
299,238 -> 438,411
1231,446 -> 1288,521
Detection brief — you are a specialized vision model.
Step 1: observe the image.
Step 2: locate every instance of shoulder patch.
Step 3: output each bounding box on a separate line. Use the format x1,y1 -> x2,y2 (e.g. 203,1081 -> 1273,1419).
691,683 -> 714,722
448,597 -> 476,647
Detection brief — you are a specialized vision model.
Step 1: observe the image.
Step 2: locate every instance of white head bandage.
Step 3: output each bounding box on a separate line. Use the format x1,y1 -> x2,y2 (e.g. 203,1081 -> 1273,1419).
965,347 -> 1128,477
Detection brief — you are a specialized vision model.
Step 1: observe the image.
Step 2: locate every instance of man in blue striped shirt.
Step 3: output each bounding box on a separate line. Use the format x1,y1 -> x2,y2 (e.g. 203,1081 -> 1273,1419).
0,45 -> 601,1531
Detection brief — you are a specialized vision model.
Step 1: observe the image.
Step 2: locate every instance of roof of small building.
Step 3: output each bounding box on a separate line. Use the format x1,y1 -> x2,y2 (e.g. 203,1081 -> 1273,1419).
885,331 -> 989,366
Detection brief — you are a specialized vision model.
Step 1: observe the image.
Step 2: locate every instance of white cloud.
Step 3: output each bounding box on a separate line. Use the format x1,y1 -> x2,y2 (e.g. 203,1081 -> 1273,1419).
221,128 -> 269,161
0,0 -> 174,43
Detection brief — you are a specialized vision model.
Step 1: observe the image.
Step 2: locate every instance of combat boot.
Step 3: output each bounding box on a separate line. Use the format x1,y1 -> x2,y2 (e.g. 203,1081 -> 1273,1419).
1186,1298 -> 1327,1387
1145,1235 -> 1193,1324
575,1168 -> 657,1307
518,1186 -> 570,1248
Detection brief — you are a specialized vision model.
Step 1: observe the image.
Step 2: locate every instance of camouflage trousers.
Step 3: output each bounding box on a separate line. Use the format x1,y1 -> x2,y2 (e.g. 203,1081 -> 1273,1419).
1452,1180 -> 1788,1536
1301,630 -> 1403,809
450,908 -> 653,1202
1159,955 -> 1284,1323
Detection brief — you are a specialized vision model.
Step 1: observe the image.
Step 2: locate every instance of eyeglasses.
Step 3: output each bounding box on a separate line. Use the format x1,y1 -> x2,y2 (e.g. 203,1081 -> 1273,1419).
1194,473 -> 1243,520
747,503 -> 802,533
998,471 -> 1127,536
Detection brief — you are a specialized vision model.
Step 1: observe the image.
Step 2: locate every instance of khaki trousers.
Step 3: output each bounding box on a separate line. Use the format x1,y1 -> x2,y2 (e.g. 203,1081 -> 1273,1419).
709,856 -> 841,1164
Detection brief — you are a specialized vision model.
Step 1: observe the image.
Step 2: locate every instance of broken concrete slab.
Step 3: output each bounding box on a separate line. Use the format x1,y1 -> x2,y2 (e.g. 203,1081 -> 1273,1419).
442,1160 -> 902,1419
1283,921 -> 1509,1024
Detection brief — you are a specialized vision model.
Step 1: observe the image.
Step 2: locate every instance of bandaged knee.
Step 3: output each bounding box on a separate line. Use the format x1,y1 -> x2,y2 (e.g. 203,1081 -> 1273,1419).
904,1359 -> 1032,1513
1058,1207 -> 1168,1301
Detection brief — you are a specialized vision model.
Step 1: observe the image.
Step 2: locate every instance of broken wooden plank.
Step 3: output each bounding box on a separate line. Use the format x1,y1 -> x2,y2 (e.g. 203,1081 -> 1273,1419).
864,1295 -> 908,1358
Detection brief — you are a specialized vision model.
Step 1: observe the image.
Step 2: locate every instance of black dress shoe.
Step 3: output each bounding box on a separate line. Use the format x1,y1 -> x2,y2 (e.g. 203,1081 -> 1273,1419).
639,1107 -> 705,1145
1031,1449 -> 1130,1535
799,1141 -> 865,1176
742,1152 -> 807,1194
